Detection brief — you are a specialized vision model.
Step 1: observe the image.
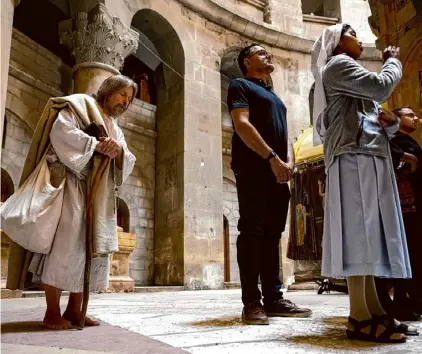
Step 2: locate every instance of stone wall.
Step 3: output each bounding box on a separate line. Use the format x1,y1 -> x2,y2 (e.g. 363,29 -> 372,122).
117,99 -> 157,285
1,113 -> 32,188
3,29 -> 70,186
340,0 -> 377,45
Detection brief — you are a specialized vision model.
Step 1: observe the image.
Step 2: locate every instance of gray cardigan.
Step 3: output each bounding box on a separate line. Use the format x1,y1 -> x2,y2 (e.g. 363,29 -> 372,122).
322,54 -> 402,169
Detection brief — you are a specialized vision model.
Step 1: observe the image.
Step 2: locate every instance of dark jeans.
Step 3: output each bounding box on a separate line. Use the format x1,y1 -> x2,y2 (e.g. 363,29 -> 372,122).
234,164 -> 290,306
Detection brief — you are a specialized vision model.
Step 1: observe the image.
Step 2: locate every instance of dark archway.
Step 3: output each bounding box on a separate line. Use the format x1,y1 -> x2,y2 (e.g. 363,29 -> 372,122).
1,169 -> 14,203
223,215 -> 230,282
121,55 -> 157,104
309,82 -> 315,126
117,198 -> 130,232
130,9 -> 185,286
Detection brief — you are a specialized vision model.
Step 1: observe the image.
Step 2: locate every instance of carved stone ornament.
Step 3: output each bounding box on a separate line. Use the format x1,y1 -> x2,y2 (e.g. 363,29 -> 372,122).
263,3 -> 272,24
59,3 -> 139,70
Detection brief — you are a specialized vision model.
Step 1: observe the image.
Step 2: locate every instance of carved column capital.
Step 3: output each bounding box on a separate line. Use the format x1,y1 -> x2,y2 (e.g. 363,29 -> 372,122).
59,3 -> 139,71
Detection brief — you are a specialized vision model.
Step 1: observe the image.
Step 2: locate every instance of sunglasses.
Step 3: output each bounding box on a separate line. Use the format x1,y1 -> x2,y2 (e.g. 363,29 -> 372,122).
245,49 -> 273,60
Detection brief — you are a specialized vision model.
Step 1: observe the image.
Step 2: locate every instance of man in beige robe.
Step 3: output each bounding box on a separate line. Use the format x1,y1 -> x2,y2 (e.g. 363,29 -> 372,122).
6,75 -> 137,329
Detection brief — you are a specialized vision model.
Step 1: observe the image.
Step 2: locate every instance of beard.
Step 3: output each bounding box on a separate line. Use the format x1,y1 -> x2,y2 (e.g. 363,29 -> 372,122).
110,104 -> 128,117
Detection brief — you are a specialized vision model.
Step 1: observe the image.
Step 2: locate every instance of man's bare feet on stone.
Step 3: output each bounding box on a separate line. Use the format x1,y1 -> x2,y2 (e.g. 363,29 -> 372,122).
42,313 -> 72,330
63,310 -> 100,327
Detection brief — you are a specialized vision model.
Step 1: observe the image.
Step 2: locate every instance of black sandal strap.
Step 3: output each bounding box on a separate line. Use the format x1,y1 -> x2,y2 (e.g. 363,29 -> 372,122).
372,314 -> 402,341
348,316 -> 373,333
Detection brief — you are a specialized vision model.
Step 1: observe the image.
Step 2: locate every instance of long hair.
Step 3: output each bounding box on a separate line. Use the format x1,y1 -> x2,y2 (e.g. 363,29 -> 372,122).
94,75 -> 138,107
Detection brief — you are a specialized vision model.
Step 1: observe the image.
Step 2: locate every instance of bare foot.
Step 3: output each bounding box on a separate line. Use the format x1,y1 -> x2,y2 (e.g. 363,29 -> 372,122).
42,313 -> 72,330
62,310 -> 100,327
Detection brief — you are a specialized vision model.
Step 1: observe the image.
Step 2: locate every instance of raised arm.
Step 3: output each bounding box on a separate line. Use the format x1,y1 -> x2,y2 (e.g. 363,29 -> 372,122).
323,54 -> 402,103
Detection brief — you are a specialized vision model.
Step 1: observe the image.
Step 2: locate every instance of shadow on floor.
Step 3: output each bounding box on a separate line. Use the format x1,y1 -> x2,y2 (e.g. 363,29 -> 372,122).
287,317 -> 390,351
186,316 -> 245,327
1,321 -> 79,334
320,315 -> 348,325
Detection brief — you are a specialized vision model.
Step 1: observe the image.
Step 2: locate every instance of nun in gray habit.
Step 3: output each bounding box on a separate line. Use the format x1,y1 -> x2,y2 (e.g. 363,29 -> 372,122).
312,24 -> 416,342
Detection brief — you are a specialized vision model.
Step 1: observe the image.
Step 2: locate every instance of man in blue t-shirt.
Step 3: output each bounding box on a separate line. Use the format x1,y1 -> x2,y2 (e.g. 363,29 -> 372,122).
227,44 -> 312,325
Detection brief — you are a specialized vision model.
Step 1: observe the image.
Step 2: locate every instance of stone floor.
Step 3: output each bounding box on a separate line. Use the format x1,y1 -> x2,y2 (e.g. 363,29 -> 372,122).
2,289 -> 422,353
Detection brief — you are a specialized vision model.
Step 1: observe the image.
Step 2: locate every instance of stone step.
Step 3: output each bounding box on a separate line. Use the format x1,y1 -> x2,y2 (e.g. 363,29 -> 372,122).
288,281 -> 320,291
1,288 -> 23,299
22,290 -> 70,298
17,287 -> 186,298
134,286 -> 184,293
224,282 -> 241,289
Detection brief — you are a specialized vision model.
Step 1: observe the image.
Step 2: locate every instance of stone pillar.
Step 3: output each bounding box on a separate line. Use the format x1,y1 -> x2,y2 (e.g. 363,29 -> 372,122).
59,3 -> 139,94
109,228 -> 136,292
1,0 -> 20,158
58,4 -> 138,291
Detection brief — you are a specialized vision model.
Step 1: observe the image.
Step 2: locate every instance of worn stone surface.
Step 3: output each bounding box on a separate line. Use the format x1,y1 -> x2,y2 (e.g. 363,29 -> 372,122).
1,296 -> 187,354
89,290 -> 422,352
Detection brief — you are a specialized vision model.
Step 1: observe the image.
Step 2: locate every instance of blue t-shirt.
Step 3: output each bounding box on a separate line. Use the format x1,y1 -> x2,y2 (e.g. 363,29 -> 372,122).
227,77 -> 288,170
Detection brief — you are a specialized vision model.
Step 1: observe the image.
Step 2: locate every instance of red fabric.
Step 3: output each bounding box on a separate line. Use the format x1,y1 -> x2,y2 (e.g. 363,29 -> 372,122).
396,173 -> 416,214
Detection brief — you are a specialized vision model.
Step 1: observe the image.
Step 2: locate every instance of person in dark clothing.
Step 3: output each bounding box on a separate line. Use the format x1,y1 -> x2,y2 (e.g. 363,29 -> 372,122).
376,106 -> 422,321
227,43 -> 312,325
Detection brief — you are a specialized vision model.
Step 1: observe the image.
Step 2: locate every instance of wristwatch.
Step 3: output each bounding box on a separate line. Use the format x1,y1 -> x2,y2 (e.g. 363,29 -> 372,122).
266,150 -> 277,162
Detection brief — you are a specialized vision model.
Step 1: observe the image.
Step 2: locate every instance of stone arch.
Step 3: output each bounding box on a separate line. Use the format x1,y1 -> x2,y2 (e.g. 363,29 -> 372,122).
117,198 -> 130,232
130,8 -> 185,286
223,177 -> 240,282
1,169 -> 14,203
220,46 -> 275,129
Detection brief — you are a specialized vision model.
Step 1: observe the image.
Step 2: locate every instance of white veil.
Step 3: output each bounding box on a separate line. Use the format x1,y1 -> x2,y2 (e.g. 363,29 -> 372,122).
311,24 -> 343,146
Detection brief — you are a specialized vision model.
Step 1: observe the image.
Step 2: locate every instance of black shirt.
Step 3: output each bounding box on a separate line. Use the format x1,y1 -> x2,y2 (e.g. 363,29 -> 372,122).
227,77 -> 288,170
389,131 -> 422,212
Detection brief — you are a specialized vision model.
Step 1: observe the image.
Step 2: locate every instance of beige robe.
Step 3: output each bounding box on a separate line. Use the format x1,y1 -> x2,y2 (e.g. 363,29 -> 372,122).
6,94 -> 135,291
29,108 -> 134,292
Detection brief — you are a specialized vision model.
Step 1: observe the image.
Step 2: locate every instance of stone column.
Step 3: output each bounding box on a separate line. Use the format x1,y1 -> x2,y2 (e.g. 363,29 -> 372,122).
58,4 -> 138,292
1,0 -> 20,158
59,3 -> 139,95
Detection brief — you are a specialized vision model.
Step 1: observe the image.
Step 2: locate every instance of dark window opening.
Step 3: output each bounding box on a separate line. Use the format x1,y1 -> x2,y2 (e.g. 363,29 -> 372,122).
301,0 -> 341,20
223,215 -> 230,282
122,55 -> 157,105
1,169 -> 14,203
2,117 -> 7,149
13,0 -> 73,66
116,198 -> 130,232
